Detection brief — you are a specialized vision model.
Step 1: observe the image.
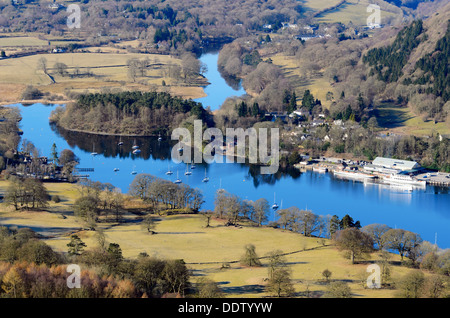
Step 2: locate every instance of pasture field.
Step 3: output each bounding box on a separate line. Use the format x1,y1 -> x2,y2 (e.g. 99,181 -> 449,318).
0,49 -> 206,102
312,0 -> 400,26
375,103 -> 450,137
0,179 -> 417,298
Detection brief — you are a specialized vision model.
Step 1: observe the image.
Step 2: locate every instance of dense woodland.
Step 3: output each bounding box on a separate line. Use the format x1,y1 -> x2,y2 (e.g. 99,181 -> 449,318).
0,0 -> 307,55
50,91 -> 213,135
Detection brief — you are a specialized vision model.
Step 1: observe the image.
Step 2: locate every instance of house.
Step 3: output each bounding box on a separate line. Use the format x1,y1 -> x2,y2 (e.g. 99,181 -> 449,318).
292,109 -> 310,117
311,119 -> 325,127
52,48 -> 66,53
372,157 -> 421,171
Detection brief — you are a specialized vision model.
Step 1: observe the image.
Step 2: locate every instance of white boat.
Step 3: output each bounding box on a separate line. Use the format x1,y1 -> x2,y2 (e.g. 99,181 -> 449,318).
158,134 -> 162,141
313,166 -> 328,173
272,193 -> 279,210
91,144 -> 98,156
382,174 -> 426,187
184,163 -> 192,175
333,169 -> 375,181
114,168 -> 119,172
132,149 -> 141,154
166,165 -> 173,175
174,171 -> 182,184
202,168 -> 209,183
132,140 -> 139,150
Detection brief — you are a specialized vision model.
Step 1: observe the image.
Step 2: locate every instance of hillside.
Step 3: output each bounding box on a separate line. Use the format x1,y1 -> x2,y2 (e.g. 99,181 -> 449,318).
0,179 -> 433,298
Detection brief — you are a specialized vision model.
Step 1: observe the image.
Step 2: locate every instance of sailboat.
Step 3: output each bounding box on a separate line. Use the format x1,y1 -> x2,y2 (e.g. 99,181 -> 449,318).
132,148 -> 141,154
117,136 -> 123,146
202,168 -> 209,183
272,193 -> 279,210
113,168 -> 120,172
165,165 -> 173,175
131,165 -> 137,175
184,163 -> 192,175
158,133 -> 162,141
174,171 -> 182,184
91,144 -> 98,156
132,140 -> 139,150
190,161 -> 196,169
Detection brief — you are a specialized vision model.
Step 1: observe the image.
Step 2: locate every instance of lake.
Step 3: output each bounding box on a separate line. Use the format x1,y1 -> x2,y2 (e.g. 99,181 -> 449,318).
7,52 -> 450,249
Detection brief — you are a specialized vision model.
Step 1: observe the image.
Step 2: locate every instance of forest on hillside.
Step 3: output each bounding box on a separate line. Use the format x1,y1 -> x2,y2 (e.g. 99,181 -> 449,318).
49,91 -> 213,135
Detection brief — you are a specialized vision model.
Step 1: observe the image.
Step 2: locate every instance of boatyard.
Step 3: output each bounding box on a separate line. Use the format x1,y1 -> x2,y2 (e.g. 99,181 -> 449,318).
296,156 -> 450,188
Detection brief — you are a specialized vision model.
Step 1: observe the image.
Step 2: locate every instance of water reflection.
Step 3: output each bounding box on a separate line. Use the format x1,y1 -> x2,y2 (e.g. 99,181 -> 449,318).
52,124 -> 174,161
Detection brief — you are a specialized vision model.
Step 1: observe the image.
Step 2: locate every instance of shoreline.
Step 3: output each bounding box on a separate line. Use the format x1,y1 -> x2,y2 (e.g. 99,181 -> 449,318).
52,124 -> 165,137
0,99 -> 72,107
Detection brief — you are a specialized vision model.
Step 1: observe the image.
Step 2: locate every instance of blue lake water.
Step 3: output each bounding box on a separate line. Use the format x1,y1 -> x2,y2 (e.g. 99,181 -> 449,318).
194,52 -> 246,110
8,52 -> 450,249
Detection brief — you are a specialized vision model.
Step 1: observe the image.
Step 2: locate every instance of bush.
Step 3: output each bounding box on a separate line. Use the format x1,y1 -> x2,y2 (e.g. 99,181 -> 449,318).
52,195 -> 61,203
21,86 -> 43,100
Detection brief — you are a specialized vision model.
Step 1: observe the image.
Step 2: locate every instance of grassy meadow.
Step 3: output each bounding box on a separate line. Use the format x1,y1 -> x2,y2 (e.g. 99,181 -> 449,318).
375,102 -> 450,136
310,0 -> 400,26
0,36 -> 206,104
0,179 -> 419,298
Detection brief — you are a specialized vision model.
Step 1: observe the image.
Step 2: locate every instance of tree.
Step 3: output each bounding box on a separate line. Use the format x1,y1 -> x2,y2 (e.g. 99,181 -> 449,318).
18,240 -> 60,266
382,229 -> 422,262
422,275 -> 448,298
196,277 -> 223,298
59,149 -> 79,166
50,143 -> 58,166
240,244 -> 261,267
67,234 -> 87,256
105,243 -> 123,275
73,195 -> 100,225
339,214 -> 361,229
362,223 -> 391,250
266,267 -> 295,297
134,256 -> 166,297
54,62 -> 68,77
4,177 -> 24,210
397,270 -> 425,298
141,215 -> 157,234
266,250 -> 286,280
163,259 -> 190,296
37,57 -> 48,74
253,198 -> 270,226
297,209 -> 321,237
323,281 -> 352,298
1,267 -> 25,298
334,228 -> 374,264
322,269 -> 332,282
329,215 -> 340,237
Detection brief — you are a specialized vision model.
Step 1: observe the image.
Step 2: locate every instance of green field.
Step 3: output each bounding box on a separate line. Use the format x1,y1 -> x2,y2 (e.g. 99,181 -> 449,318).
375,102 -> 450,136
0,47 -> 206,103
312,0 -> 400,26
0,180 -> 418,298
